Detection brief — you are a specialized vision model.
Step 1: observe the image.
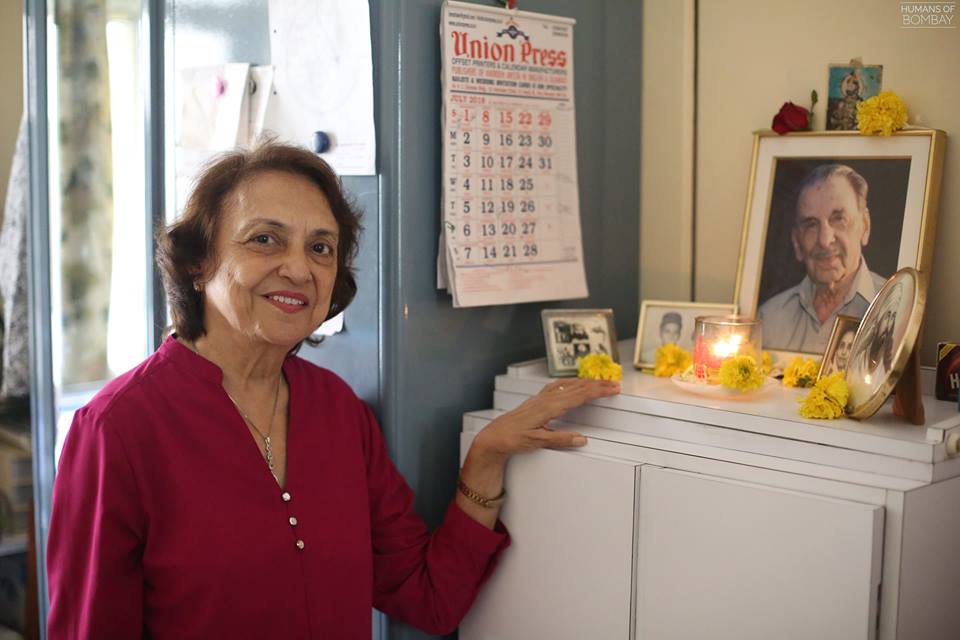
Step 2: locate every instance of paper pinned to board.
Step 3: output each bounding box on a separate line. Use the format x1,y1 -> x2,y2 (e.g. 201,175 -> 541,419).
264,0 -> 376,175
175,64 -> 274,212
242,66 -> 275,148
177,63 -> 251,151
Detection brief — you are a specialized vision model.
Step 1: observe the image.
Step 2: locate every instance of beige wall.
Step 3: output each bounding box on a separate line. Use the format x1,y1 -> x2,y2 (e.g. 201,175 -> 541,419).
0,1 -> 23,219
640,0 -> 696,301
642,0 -> 960,366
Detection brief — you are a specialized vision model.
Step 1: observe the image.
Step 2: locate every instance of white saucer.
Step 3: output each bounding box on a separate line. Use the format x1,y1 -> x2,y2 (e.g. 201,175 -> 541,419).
670,373 -> 778,400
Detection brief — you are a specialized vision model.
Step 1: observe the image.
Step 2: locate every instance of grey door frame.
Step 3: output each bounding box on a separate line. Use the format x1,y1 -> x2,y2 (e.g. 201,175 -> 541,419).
24,0 -> 167,634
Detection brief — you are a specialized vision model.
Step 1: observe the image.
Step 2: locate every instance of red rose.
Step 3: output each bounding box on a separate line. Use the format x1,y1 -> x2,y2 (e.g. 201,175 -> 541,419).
771,102 -> 810,134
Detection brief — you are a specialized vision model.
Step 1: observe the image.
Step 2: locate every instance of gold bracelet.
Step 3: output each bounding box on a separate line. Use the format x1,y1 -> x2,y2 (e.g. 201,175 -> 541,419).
457,478 -> 506,508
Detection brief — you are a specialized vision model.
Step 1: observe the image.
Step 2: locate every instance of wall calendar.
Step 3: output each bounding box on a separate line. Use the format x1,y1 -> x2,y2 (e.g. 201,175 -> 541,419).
439,1 -> 588,307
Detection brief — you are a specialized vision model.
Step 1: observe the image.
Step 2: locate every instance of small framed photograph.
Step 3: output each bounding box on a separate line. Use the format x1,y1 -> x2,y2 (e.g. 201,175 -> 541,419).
735,130 -> 945,363
633,300 -> 737,369
817,315 -> 860,379
846,267 -> 926,420
541,309 -> 619,377
826,64 -> 883,131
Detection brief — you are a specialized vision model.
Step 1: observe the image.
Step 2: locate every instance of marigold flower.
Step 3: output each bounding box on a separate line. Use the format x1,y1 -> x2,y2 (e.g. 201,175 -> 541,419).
760,351 -> 774,376
798,372 -> 850,419
577,353 -> 622,381
718,355 -> 764,392
798,387 -> 843,419
783,356 -> 818,388
653,343 -> 692,378
857,91 -> 908,136
816,371 -> 849,407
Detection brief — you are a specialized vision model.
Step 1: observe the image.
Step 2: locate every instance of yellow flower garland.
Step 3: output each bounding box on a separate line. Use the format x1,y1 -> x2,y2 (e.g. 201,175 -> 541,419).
718,355 -> 764,392
798,372 -> 850,419
760,351 -> 774,376
653,343 -> 692,378
857,91 -> 908,136
577,353 -> 622,381
818,372 -> 850,407
782,356 -> 818,388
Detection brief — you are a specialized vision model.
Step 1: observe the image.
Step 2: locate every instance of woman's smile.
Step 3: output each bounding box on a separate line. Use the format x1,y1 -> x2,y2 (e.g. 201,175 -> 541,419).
263,290 -> 309,313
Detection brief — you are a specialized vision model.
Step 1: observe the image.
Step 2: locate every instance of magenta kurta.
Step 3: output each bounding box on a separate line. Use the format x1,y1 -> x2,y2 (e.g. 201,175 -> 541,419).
47,337 -> 509,639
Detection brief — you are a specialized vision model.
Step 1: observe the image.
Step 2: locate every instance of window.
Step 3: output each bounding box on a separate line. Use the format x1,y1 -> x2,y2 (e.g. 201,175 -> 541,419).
47,0 -> 151,459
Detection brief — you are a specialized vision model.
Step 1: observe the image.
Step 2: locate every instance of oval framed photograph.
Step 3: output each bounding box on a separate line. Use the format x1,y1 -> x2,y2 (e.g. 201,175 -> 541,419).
845,267 -> 927,419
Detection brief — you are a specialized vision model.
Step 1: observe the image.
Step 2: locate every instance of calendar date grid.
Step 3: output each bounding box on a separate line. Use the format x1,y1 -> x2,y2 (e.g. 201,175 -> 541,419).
444,99 -> 569,267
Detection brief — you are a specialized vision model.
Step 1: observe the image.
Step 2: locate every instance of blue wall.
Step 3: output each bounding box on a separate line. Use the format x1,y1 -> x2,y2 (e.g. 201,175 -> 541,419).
373,0 -> 641,512
371,2 -> 640,637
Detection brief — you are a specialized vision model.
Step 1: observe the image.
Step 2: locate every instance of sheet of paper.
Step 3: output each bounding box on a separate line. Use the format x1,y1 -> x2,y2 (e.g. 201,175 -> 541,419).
177,63 -> 250,151
245,65 -> 274,147
437,231 -> 450,291
264,0 -> 376,175
439,1 -> 588,307
313,311 -> 344,338
175,63 -> 259,212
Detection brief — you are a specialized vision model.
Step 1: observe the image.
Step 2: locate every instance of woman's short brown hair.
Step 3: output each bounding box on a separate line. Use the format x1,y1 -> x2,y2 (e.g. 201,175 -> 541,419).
156,141 -> 362,343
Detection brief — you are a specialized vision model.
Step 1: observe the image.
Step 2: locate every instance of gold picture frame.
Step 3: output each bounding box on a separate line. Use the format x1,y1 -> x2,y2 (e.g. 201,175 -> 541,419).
733,129 -> 945,365
845,267 -> 927,420
816,314 -> 860,380
633,300 -> 737,369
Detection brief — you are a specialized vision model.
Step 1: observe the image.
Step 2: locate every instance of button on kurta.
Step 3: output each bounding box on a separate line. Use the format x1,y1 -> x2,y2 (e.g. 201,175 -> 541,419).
296,540 -> 305,550
289,516 -> 298,526
281,491 -> 291,502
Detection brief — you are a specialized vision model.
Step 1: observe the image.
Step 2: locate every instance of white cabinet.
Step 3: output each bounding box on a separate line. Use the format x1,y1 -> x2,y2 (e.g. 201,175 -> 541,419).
458,441 -> 640,639
637,467 -> 883,640
460,339 -> 960,640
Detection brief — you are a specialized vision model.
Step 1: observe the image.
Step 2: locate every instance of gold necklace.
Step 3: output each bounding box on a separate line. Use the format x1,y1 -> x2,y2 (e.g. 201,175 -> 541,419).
225,379 -> 281,484
183,338 -> 282,484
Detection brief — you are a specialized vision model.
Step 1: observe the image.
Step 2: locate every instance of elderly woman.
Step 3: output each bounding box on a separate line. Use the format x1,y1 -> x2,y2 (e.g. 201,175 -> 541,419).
46,142 -> 619,639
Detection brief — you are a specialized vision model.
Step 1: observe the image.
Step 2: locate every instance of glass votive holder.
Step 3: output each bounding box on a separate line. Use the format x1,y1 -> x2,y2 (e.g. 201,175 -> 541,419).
692,316 -> 763,382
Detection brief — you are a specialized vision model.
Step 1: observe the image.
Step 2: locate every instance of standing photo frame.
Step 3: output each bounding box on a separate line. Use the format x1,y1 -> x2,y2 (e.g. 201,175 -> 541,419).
734,130 -> 945,363
541,309 -> 618,377
846,267 -> 927,420
817,314 -> 860,380
633,300 -> 737,369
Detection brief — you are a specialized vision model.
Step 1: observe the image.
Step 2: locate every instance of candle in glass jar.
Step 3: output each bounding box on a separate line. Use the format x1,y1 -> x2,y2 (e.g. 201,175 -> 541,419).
693,316 -> 763,381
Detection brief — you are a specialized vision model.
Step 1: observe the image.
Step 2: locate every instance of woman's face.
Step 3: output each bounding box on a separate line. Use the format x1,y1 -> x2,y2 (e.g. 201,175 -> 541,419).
835,330 -> 856,370
200,171 -> 340,349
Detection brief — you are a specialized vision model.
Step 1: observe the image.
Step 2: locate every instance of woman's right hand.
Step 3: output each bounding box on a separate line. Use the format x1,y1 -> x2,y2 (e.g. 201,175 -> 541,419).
469,377 -> 621,463
457,377 -> 620,528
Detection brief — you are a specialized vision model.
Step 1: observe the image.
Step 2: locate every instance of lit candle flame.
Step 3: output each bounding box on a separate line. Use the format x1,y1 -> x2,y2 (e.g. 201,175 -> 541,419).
711,334 -> 744,359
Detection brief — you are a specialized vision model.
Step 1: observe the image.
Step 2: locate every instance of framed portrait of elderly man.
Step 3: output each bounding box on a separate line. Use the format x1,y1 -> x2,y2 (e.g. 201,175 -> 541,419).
734,130 -> 946,362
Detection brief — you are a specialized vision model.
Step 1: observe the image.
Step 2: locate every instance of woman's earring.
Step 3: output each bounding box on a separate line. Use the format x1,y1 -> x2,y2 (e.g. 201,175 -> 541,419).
193,281 -> 203,293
